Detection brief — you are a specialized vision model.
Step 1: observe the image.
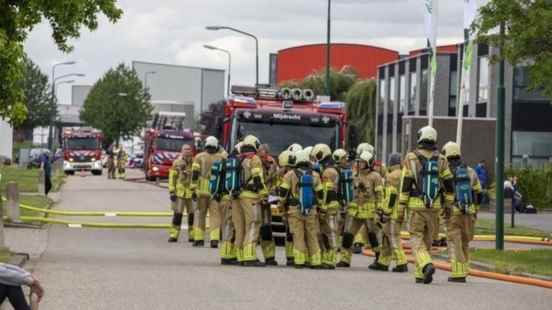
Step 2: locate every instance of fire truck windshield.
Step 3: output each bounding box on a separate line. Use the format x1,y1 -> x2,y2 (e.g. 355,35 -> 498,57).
154,138 -> 193,152
236,120 -> 339,154
66,138 -> 98,150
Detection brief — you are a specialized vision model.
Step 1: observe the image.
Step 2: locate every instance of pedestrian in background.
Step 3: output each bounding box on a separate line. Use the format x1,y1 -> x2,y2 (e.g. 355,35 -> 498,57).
0,263 -> 44,310
475,160 -> 489,205
39,151 -> 52,197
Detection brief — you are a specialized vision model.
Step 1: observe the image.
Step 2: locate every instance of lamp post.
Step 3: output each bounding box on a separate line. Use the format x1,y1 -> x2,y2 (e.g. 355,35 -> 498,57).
326,0 -> 332,98
495,21 -> 506,251
144,71 -> 157,92
49,61 -> 76,150
206,26 -> 258,87
204,44 -> 232,96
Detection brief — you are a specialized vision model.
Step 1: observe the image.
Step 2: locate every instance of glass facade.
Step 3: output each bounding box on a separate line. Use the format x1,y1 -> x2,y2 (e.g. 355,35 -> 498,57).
449,70 -> 458,116
389,76 -> 395,112
512,131 -> 552,167
478,56 -> 489,103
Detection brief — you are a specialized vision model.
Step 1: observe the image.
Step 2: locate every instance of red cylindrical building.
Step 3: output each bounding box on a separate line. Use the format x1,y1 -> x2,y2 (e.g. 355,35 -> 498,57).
276,43 -> 399,85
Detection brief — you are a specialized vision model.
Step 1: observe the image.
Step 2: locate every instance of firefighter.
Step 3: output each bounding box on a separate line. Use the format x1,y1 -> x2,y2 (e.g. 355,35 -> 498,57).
375,153 -> 408,272
277,150 -> 296,266
258,144 -> 278,266
442,141 -> 481,283
168,144 -> 194,242
399,126 -> 454,284
233,135 -> 267,267
278,149 -> 324,269
114,145 -> 128,180
332,148 -> 352,253
312,143 -> 339,269
106,151 -> 116,179
190,136 -> 227,248
337,151 -> 383,268
220,143 -> 242,265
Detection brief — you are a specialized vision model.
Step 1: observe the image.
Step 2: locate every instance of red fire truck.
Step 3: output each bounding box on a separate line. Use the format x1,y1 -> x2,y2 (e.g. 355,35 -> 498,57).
143,112 -> 195,181
220,86 -> 348,155
62,128 -> 104,175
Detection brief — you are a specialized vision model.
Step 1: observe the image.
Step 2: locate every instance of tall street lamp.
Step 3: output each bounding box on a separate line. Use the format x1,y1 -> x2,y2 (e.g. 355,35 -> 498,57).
48,60 -> 80,150
206,26 -> 258,87
326,0 -> 332,98
204,44 -> 232,96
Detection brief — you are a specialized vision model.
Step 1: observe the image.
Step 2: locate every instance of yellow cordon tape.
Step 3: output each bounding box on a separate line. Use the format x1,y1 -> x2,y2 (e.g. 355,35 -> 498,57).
19,203 -> 172,217
399,231 -> 552,246
15,216 -> 172,229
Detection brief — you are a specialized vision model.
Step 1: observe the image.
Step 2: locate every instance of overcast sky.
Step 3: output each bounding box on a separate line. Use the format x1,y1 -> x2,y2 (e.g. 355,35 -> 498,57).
24,0 -> 478,105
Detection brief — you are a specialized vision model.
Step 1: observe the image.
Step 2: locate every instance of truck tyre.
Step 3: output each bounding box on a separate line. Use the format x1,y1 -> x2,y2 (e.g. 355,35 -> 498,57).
92,170 -> 103,176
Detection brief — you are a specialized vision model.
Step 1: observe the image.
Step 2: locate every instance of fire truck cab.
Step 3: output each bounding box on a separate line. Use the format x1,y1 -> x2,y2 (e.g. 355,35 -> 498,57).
62,128 -> 103,175
143,112 -> 195,181
222,86 -> 348,155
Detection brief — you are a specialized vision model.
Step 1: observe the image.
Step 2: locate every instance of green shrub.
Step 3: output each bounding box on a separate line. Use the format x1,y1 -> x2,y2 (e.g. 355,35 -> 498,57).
506,165 -> 552,209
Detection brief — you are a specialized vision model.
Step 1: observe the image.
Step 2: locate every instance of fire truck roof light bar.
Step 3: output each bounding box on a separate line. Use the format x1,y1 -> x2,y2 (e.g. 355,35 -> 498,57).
319,101 -> 345,110
228,94 -> 256,105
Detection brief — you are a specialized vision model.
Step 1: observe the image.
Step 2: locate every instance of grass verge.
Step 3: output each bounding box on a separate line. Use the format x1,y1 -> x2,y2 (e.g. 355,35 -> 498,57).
475,218 -> 551,238
471,249 -> 552,277
19,194 -> 53,217
0,165 -> 66,193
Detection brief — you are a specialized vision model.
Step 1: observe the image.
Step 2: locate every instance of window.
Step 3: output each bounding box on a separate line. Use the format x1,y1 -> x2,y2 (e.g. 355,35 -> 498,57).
513,66 -> 549,102
379,79 -> 386,114
478,56 -> 489,103
409,71 -> 417,114
399,75 -> 406,114
420,69 -> 428,115
512,131 -> 552,158
449,71 -> 458,116
389,76 -> 395,114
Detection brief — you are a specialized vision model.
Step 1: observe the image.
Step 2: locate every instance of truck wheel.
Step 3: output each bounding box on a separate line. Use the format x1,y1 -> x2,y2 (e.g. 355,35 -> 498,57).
65,171 -> 75,176
92,170 -> 103,176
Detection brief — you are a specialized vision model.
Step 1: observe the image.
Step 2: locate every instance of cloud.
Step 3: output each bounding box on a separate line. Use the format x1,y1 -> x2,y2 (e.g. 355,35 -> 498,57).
23,0 -> 470,105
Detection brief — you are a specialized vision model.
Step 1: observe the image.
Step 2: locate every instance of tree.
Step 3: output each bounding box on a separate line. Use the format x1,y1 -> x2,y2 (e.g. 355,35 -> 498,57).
0,1 -> 123,126
281,68 -> 358,101
80,63 -> 153,146
14,55 -> 57,141
473,0 -> 552,98
345,80 -> 378,145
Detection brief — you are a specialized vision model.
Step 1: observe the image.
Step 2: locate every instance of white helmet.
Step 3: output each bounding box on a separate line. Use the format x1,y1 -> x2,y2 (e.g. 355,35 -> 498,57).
303,146 -> 313,158
332,149 -> 348,162
417,126 -> 437,144
295,149 -> 311,165
442,141 -> 461,158
359,151 -> 374,167
205,136 -> 218,148
243,135 -> 260,151
356,143 -> 374,158
287,143 -> 303,153
312,143 -> 332,161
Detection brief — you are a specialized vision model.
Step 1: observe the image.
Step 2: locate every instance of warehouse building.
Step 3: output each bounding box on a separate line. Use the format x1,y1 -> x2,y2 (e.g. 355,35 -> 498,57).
132,61 -> 225,128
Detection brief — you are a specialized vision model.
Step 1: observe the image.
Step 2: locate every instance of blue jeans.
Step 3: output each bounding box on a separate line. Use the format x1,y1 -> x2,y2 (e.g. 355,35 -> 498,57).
0,284 -> 30,310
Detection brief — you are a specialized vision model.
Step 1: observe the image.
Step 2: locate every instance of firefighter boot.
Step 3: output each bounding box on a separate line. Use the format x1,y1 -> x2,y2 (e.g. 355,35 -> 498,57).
368,252 -> 388,271
193,240 -> 204,247
211,240 -> 219,248
187,213 -> 195,242
422,263 -> 436,284
168,213 -> 183,243
392,264 -> 409,273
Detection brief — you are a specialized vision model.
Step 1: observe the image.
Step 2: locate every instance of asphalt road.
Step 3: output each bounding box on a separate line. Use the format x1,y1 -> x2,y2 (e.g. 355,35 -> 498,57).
30,170 -> 552,310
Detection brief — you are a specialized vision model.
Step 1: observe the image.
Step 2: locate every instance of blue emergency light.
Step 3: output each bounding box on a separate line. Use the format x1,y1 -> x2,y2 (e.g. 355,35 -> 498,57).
319,101 -> 345,110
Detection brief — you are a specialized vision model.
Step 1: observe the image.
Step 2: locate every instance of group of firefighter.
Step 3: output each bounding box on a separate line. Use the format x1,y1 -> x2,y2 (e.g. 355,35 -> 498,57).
106,145 -> 128,180
167,125 -> 482,284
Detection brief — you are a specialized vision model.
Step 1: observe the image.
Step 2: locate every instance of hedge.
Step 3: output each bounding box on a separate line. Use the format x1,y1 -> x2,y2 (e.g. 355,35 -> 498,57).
506,165 -> 552,210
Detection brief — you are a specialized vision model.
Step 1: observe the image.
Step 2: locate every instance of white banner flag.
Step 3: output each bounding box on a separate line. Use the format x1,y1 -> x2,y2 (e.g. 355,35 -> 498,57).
424,0 -> 439,48
464,0 -> 478,29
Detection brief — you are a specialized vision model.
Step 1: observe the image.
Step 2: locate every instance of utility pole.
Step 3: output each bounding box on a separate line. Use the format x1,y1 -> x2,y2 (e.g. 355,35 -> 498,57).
326,0 -> 332,98
495,21 -> 506,251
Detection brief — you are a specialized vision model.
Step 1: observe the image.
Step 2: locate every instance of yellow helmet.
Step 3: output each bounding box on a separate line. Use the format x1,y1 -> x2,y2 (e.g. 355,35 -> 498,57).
332,149 -> 348,162
417,126 -> 438,144
359,151 -> 374,167
287,143 -> 303,153
356,143 -> 374,158
312,143 -> 332,161
442,141 -> 461,158
243,135 -> 260,151
278,150 -> 291,167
